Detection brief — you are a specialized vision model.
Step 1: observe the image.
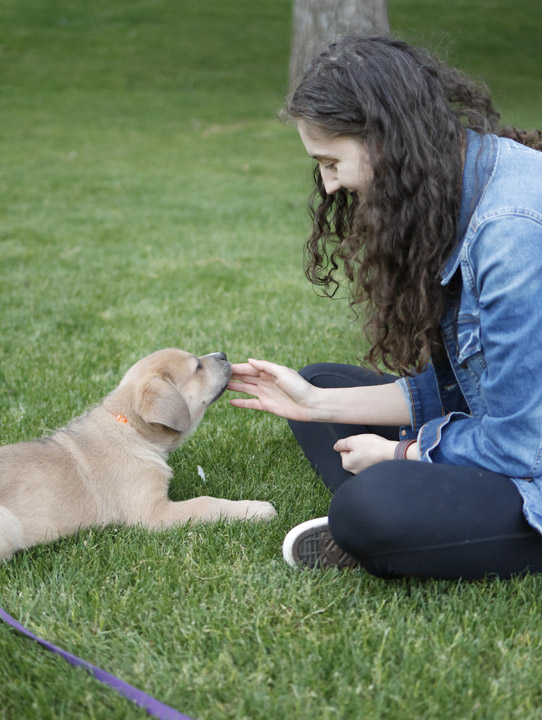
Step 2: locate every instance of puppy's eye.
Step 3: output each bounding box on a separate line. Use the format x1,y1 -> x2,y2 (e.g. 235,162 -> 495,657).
196,361 -> 203,371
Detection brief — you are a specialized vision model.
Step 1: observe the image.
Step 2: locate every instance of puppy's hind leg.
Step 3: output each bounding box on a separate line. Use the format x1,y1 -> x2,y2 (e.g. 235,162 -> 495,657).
0,506 -> 24,561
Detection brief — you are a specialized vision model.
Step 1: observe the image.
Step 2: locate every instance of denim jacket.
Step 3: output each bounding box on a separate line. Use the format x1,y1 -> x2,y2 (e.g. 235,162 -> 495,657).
396,129 -> 542,533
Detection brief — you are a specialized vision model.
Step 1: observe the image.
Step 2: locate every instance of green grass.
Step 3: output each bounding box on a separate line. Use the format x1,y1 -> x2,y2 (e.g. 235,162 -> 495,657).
1,1 -> 542,718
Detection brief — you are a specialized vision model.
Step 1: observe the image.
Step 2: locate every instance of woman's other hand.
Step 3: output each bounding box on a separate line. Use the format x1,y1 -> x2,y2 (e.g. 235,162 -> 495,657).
333,434 -> 398,474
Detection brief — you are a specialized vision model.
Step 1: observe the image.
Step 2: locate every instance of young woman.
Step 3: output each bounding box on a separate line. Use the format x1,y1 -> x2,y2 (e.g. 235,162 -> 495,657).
228,35 -> 542,580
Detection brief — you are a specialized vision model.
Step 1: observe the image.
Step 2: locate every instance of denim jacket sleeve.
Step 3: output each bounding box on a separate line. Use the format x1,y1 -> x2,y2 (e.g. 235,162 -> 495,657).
418,212 -> 542,479
396,366 -> 444,435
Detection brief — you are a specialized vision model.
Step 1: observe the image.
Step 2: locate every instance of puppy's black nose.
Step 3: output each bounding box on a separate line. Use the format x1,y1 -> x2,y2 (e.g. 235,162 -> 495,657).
215,352 -> 228,361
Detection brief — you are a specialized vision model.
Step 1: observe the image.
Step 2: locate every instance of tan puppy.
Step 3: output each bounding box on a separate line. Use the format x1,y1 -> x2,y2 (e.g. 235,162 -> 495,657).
0,348 -> 276,561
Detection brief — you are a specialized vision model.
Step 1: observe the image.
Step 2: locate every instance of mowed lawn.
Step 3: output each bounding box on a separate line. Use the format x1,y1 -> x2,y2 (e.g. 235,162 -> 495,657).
1,1 -> 542,718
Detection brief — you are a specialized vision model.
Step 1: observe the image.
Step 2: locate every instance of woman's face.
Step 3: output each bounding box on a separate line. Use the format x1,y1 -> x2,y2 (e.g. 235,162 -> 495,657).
297,119 -> 374,201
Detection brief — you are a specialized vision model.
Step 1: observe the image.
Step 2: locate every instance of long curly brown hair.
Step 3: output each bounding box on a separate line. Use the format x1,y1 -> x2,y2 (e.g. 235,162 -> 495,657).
286,35 -> 542,374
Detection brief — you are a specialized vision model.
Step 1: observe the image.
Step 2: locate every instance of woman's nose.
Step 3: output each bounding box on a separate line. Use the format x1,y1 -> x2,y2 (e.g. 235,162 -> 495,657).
324,179 -> 341,195
321,168 -> 340,195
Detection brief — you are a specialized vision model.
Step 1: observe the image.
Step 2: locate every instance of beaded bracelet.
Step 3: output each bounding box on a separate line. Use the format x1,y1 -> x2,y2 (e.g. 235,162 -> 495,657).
394,438 -> 417,460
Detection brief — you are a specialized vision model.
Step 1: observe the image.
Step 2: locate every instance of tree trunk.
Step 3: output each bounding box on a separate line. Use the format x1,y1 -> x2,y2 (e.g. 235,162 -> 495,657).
289,0 -> 390,94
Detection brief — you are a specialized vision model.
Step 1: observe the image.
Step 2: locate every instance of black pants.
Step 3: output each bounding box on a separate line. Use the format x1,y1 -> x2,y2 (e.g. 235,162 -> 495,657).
289,363 -> 542,580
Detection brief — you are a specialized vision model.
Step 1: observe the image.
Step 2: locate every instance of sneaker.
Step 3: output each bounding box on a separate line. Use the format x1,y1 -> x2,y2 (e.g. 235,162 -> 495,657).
282,517 -> 359,569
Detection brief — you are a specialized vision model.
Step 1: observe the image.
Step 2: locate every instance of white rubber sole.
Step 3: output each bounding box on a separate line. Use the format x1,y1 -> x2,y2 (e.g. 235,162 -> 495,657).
282,517 -> 331,568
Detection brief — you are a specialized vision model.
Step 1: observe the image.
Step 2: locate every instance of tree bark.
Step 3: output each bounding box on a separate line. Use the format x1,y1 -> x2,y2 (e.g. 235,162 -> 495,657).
289,0 -> 390,94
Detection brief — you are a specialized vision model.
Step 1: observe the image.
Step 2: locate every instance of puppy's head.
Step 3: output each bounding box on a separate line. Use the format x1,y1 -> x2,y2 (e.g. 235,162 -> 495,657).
106,349 -> 231,449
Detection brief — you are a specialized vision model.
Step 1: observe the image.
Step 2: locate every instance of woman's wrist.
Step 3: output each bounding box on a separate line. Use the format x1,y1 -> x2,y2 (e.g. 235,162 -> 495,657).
394,439 -> 418,460
304,386 -> 330,423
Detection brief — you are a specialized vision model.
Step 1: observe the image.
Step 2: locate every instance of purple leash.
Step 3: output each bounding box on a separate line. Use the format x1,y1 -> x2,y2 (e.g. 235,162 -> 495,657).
0,605 -> 195,720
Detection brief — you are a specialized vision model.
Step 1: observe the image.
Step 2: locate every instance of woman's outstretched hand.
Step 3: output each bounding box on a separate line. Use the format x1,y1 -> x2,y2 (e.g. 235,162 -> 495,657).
227,359 -> 317,422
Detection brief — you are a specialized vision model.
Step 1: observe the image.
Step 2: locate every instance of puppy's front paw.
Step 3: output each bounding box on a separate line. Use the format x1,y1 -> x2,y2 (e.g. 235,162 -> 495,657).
240,500 -> 277,522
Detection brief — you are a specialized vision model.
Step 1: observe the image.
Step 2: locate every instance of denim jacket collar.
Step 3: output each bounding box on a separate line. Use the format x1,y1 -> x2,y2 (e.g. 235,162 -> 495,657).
440,129 -> 498,286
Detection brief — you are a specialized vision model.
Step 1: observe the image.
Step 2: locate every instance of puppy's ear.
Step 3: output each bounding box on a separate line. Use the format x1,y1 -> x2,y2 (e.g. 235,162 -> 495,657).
134,374 -> 191,433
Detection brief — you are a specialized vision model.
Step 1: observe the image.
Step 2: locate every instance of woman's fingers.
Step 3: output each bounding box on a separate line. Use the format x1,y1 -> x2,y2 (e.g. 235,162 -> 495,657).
230,359 -> 285,382
333,438 -> 350,452
227,358 -> 314,421
229,359 -> 291,389
230,362 -> 261,378
226,379 -> 260,394
229,397 -> 263,410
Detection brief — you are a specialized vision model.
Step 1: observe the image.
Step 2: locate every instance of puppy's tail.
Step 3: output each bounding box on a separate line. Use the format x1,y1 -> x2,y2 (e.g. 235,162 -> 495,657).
0,506 -> 24,561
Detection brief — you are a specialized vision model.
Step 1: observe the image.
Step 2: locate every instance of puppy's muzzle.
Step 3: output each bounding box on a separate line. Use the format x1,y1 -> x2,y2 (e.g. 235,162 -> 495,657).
203,352 -> 232,403
205,352 -> 229,362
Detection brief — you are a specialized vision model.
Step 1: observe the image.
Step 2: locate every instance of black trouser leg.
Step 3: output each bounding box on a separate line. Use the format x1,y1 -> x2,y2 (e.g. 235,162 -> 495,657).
288,363 -> 399,493
329,460 -> 542,580
289,363 -> 542,579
